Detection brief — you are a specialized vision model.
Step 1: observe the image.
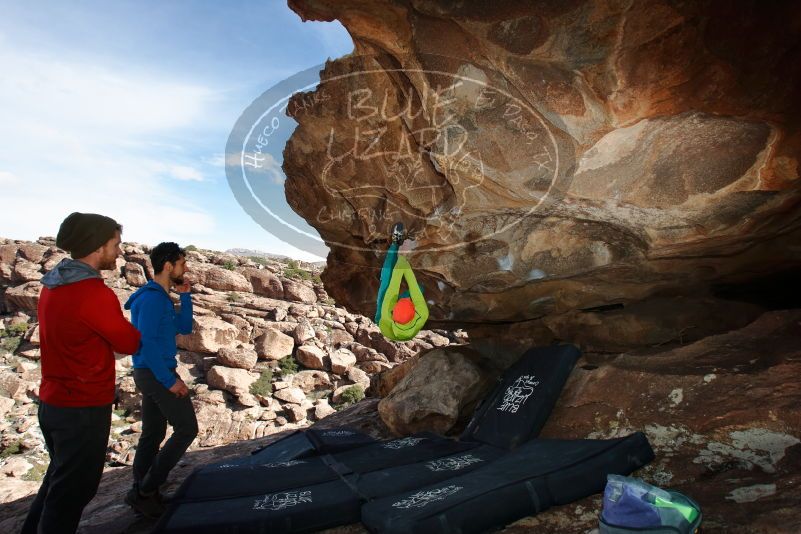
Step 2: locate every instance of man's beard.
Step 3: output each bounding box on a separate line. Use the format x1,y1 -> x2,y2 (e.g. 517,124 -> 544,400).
171,273 -> 184,285
100,255 -> 118,271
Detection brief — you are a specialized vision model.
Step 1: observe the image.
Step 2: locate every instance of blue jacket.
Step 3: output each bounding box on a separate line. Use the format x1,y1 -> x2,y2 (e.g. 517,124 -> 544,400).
124,280 -> 192,389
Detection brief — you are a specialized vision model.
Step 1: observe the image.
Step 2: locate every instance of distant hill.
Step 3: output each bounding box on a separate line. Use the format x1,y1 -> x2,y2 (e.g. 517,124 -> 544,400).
226,248 -> 326,269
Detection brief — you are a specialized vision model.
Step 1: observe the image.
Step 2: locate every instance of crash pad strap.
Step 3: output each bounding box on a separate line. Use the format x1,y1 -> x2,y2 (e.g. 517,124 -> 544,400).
374,242 -> 399,324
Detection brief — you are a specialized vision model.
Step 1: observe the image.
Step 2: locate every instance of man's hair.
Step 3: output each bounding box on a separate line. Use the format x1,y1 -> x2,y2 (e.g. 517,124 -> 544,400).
150,242 -> 186,274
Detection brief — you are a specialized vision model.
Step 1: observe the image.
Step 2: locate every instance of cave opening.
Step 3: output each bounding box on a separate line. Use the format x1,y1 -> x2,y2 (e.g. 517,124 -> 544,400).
711,266 -> 801,311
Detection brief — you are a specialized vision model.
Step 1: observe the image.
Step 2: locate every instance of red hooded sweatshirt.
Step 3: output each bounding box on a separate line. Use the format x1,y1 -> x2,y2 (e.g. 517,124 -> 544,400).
38,259 -> 141,407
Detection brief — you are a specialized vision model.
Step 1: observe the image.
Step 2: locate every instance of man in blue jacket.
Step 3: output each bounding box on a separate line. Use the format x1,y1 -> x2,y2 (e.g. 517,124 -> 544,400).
124,242 -> 197,517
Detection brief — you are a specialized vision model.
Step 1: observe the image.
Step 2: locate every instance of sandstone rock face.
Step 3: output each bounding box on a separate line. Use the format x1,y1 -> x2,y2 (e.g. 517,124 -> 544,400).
378,346 -> 494,435
542,297 -> 765,353
285,0 -> 801,329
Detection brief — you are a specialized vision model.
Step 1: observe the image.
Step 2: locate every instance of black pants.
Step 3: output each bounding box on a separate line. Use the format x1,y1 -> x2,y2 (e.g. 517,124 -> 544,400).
21,402 -> 111,534
132,368 -> 198,494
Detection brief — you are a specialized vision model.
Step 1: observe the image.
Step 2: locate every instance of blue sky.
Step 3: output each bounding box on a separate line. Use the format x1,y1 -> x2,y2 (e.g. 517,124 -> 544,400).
0,1 -> 353,261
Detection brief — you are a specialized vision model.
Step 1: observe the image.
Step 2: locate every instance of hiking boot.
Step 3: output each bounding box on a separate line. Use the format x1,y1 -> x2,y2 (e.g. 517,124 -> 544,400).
125,487 -> 166,519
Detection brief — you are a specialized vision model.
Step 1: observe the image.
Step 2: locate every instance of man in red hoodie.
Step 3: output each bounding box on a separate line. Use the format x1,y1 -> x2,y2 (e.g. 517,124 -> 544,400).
22,212 -> 141,534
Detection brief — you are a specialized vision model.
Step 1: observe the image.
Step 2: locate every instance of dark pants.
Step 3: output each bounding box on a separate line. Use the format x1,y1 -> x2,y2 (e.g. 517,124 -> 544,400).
21,402 -> 111,534
132,368 -> 198,494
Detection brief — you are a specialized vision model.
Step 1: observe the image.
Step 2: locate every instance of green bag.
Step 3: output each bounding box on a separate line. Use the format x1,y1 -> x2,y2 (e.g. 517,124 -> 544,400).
378,255 -> 429,341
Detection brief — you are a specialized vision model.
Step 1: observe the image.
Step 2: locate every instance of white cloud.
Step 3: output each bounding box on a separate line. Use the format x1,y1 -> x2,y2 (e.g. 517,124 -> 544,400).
0,171 -> 19,185
0,46 -> 220,246
0,34 -> 327,262
205,153 -> 227,167
168,165 -> 205,182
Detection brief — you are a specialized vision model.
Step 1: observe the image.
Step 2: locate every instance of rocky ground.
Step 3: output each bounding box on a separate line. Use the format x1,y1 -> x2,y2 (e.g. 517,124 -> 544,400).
0,236 -> 461,531
1,235 -> 799,533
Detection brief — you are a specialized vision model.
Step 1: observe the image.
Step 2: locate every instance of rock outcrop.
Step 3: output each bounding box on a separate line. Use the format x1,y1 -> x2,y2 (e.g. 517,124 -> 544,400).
284,0 -> 801,333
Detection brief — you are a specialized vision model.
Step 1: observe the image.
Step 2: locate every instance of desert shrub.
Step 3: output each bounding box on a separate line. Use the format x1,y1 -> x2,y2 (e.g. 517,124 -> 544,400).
276,356 -> 299,376
249,370 -> 273,397
6,323 -> 28,336
284,268 -> 312,281
0,336 -> 21,355
0,440 -> 22,458
338,385 -> 364,407
22,462 -> 47,482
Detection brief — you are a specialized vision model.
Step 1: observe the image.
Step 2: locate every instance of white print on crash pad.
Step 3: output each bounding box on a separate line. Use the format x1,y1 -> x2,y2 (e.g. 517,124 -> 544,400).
382,437 -> 426,449
260,460 -> 307,469
392,485 -> 464,509
426,454 -> 484,472
216,463 -> 240,469
321,430 -> 355,437
497,374 -> 541,413
253,491 -> 312,511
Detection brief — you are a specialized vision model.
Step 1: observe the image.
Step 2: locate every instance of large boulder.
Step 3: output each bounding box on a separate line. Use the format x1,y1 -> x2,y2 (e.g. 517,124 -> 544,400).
4,282 -> 42,314
177,316 -> 239,354
329,348 -> 357,375
254,327 -> 295,361
372,354 -> 419,398
11,260 -> 42,283
296,344 -> 327,370
242,268 -> 284,299
124,262 -> 148,287
190,263 -> 253,292
378,346 -> 495,435
0,243 -> 19,265
206,366 -> 257,396
273,387 -> 306,405
290,370 -> 332,393
282,279 -> 317,304
215,346 -> 258,370
125,254 -> 154,280
292,319 -> 316,345
16,243 -> 48,264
